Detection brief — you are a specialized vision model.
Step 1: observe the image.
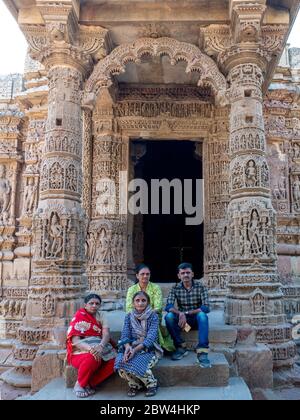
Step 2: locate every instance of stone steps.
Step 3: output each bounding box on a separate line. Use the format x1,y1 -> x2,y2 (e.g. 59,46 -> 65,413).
65,351 -> 229,388
20,376 -> 252,400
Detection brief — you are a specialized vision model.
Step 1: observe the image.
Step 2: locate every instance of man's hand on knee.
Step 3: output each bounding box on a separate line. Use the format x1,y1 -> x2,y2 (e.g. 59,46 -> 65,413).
178,312 -> 186,329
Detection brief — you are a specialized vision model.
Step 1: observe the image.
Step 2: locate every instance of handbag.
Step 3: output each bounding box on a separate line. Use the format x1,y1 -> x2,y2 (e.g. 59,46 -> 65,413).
80,337 -> 117,361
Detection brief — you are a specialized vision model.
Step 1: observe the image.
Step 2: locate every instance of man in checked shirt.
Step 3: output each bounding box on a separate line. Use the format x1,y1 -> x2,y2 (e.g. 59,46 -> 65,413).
165,262 -> 211,368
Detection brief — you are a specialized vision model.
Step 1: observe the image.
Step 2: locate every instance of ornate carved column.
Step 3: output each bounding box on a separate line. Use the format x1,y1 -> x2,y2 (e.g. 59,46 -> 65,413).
13,56 -> 48,332
226,3 -> 295,368
1,2 -> 108,389
204,107 -> 231,305
86,88 -> 128,309
225,61 -> 286,325
0,75 -> 25,340
203,0 -> 296,368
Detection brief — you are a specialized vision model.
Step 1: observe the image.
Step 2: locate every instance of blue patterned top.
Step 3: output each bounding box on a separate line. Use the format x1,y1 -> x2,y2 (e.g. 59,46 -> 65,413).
114,311 -> 159,377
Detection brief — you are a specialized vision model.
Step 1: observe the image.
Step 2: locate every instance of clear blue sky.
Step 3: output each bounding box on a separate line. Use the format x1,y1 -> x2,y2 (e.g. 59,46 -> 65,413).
0,1 -> 299,75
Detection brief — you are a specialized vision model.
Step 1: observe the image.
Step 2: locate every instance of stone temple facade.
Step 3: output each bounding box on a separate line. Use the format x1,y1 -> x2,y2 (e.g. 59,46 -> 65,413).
0,0 -> 300,392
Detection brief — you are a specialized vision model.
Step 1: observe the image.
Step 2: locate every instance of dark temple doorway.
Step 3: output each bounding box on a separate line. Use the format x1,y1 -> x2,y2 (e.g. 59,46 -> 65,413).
132,140 -> 203,282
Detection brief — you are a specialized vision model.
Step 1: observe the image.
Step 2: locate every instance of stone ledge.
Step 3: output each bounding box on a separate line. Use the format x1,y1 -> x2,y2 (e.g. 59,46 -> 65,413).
1,367 -> 31,388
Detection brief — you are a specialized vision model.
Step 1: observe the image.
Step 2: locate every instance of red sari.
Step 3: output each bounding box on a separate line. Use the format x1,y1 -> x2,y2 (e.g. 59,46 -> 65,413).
66,308 -> 115,388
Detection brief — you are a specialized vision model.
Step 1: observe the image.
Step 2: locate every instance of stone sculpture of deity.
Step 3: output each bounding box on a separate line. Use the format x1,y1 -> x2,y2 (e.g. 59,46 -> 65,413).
48,212 -> 63,258
293,177 -> 300,212
0,164 -> 11,224
23,177 -> 37,214
245,160 -> 257,187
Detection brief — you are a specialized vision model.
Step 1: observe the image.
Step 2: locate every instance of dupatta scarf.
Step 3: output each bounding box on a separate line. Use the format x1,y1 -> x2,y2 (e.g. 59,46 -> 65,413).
130,305 -> 163,358
66,308 -> 103,363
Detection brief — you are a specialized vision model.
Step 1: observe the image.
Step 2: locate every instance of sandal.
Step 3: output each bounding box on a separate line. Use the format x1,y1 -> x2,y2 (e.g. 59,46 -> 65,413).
86,386 -> 96,396
74,382 -> 90,398
74,389 -> 90,398
127,387 -> 139,397
145,386 -> 157,397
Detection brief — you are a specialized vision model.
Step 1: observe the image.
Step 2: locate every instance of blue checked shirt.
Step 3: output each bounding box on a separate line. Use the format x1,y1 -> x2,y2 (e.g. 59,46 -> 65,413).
165,280 -> 210,314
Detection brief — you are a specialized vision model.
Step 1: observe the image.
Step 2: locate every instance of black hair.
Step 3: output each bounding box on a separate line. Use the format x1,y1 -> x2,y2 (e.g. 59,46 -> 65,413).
135,263 -> 150,275
132,291 -> 150,305
177,262 -> 193,273
84,293 -> 102,304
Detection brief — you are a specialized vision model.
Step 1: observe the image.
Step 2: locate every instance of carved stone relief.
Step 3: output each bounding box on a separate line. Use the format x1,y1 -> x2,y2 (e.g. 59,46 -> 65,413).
0,164 -> 12,224
292,175 -> 300,213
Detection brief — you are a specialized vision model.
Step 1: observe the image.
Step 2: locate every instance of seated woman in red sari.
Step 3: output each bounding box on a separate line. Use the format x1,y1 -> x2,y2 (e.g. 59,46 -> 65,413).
66,293 -> 116,398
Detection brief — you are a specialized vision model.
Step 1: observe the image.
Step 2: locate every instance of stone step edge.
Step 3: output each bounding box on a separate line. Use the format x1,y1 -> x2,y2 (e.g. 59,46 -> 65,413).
18,377 -> 252,400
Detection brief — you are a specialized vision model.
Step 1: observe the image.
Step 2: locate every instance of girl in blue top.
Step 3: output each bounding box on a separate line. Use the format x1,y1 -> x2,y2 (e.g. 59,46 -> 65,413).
115,291 -> 162,397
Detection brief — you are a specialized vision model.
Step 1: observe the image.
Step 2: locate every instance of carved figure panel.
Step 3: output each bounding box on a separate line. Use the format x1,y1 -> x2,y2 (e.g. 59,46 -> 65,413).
267,142 -> 289,214
91,134 -> 124,218
292,175 -> 300,213
0,164 -> 12,224
231,129 -> 265,154
86,221 -> 126,269
250,289 -> 267,315
230,156 -> 270,191
41,293 -> 55,317
291,141 -> 300,160
45,133 -> 81,156
33,205 -> 85,264
228,199 -> 276,263
0,299 -> 26,318
40,159 -> 81,195
22,177 -> 38,215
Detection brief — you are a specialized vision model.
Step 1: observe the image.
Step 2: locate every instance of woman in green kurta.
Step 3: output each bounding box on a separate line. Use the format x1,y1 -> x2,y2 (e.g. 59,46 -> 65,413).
126,264 -> 175,353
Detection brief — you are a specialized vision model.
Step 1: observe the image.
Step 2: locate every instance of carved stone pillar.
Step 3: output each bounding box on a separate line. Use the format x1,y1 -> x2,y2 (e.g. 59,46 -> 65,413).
202,0 -> 295,370
13,58 -> 48,342
1,2 -> 108,389
2,64 -> 88,388
86,88 -> 128,309
204,107 -> 231,305
225,61 -> 295,366
0,84 -> 24,339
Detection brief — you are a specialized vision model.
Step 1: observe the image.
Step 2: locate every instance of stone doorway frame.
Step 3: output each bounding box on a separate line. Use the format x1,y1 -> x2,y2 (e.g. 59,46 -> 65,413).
127,135 -> 204,282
